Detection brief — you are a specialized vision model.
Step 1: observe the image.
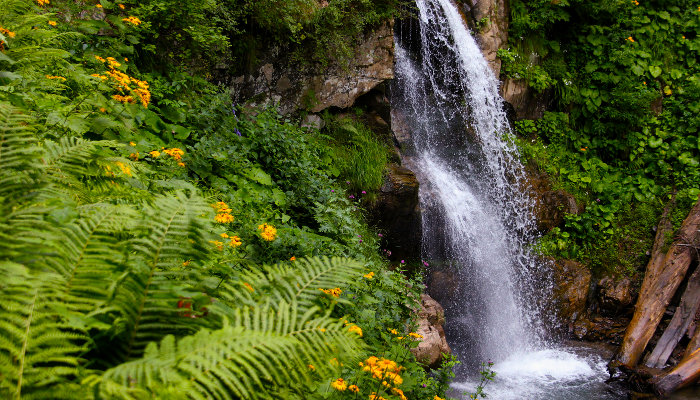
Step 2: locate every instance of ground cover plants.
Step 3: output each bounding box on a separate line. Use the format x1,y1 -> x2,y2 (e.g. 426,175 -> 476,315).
502,0 -> 700,275
0,1 -> 456,399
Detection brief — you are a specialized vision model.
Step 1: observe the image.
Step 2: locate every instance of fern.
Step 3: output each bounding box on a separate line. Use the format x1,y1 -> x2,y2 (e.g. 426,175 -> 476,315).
100,300 -> 363,400
109,192 -> 214,361
0,263 -> 90,400
0,103 -> 45,212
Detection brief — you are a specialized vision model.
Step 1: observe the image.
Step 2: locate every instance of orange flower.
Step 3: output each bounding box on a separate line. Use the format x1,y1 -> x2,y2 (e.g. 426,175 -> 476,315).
48,20 -> 57,26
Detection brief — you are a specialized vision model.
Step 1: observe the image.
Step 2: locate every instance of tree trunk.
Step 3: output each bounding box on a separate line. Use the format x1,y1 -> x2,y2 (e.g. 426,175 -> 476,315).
613,196 -> 700,369
644,266 -> 700,368
651,348 -> 700,396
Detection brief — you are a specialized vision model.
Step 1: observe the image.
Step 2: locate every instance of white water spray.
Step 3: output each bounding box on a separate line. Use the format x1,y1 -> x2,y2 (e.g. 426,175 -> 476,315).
392,0 -> 617,398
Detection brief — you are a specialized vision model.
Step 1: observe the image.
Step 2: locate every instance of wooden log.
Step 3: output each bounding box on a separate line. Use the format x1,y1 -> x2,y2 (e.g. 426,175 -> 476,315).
644,266 -> 700,368
651,348 -> 700,396
683,318 -> 700,362
613,196 -> 700,369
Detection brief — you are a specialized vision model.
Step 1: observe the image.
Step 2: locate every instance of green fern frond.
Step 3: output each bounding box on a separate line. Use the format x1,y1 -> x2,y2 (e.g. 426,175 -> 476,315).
0,103 -> 45,211
101,301 -> 362,400
0,263 -> 90,400
45,204 -> 136,312
110,192 -> 214,361
218,256 -> 366,313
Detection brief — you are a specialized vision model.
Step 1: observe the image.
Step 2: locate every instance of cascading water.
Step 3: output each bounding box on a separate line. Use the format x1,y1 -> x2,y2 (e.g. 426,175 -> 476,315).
392,0 -> 619,398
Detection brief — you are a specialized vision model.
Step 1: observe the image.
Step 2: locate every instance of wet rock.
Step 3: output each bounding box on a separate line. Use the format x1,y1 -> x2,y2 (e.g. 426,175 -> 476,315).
573,316 -> 629,344
501,77 -> 549,120
598,276 -> 634,315
550,258 -> 592,326
228,21 -> 394,114
410,294 -> 451,368
369,164 -> 421,263
526,166 -> 579,233
470,0 -> 509,75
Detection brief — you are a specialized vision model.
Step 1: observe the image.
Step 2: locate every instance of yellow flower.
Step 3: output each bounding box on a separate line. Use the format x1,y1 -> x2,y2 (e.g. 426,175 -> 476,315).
308,364 -> 315,371
390,329 -> 398,335
220,233 -> 230,238
214,213 -> 234,223
163,148 -> 184,160
409,332 -> 424,339
182,260 -> 191,267
129,141 -> 136,146
209,240 -> 224,251
45,75 -> 67,81
229,236 -> 242,247
48,20 -> 57,26
369,394 -> 388,400
257,223 -> 277,241
211,201 -> 232,213
363,271 -> 375,279
319,288 -> 342,297
114,161 -> 131,176
149,150 -> 160,157
122,16 -> 142,25
434,396 -> 446,400
177,161 -> 186,167
627,36 -> 635,42
348,325 -> 363,337
290,256 -> 296,261
118,3 -> 125,9
392,388 -> 408,400
37,0 -> 49,6
129,152 -> 139,161
0,27 -> 16,38
96,4 -> 103,8
330,378 -> 347,391
243,282 -> 254,292
348,384 -> 359,393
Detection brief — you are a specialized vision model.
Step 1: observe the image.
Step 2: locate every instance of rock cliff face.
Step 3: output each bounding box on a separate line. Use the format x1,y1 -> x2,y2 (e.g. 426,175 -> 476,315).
468,0 -> 509,75
230,21 -> 394,115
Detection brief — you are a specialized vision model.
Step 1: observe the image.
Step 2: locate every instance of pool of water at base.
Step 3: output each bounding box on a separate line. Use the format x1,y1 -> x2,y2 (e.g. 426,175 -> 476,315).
449,342 -> 623,400
449,341 -> 700,400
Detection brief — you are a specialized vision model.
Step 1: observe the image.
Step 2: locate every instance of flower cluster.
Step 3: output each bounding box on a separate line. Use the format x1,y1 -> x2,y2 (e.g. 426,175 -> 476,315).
37,0 -> 49,6
209,240 -> 224,251
319,288 -> 341,297
347,324 -> 363,337
360,356 -> 404,386
220,233 -> 242,247
45,75 -> 66,81
330,378 -> 347,391
162,147 -> 184,160
211,201 -> 234,224
257,223 -> 277,241
363,271 -> 375,279
0,26 -> 16,39
93,55 -> 150,107
122,16 -> 142,26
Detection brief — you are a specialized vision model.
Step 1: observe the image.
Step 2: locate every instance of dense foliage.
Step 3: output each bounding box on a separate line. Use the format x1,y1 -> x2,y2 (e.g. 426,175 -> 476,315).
0,1 -> 455,399
502,0 -> 700,274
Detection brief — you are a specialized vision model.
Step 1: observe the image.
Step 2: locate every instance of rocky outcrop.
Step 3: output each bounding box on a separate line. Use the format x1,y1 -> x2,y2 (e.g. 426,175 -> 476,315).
598,276 -> 634,315
230,21 -> 394,114
501,78 -> 549,120
411,294 -> 451,368
369,164 -> 422,264
550,258 -> 592,327
466,0 -> 509,75
525,165 -> 580,233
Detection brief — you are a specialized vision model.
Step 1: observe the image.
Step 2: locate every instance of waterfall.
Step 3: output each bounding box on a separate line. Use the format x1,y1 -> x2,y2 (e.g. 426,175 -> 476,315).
392,1 -> 616,398
393,0 -> 547,362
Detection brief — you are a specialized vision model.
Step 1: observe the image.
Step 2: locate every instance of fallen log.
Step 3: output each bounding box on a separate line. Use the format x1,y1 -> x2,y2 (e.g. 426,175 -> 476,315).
644,266 -> 700,368
613,195 -> 700,369
683,319 -> 700,362
651,348 -> 700,396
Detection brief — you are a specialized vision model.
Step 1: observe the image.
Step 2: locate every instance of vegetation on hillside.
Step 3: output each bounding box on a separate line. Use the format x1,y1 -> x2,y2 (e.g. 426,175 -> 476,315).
502,0 -> 699,275
0,1 -> 455,399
